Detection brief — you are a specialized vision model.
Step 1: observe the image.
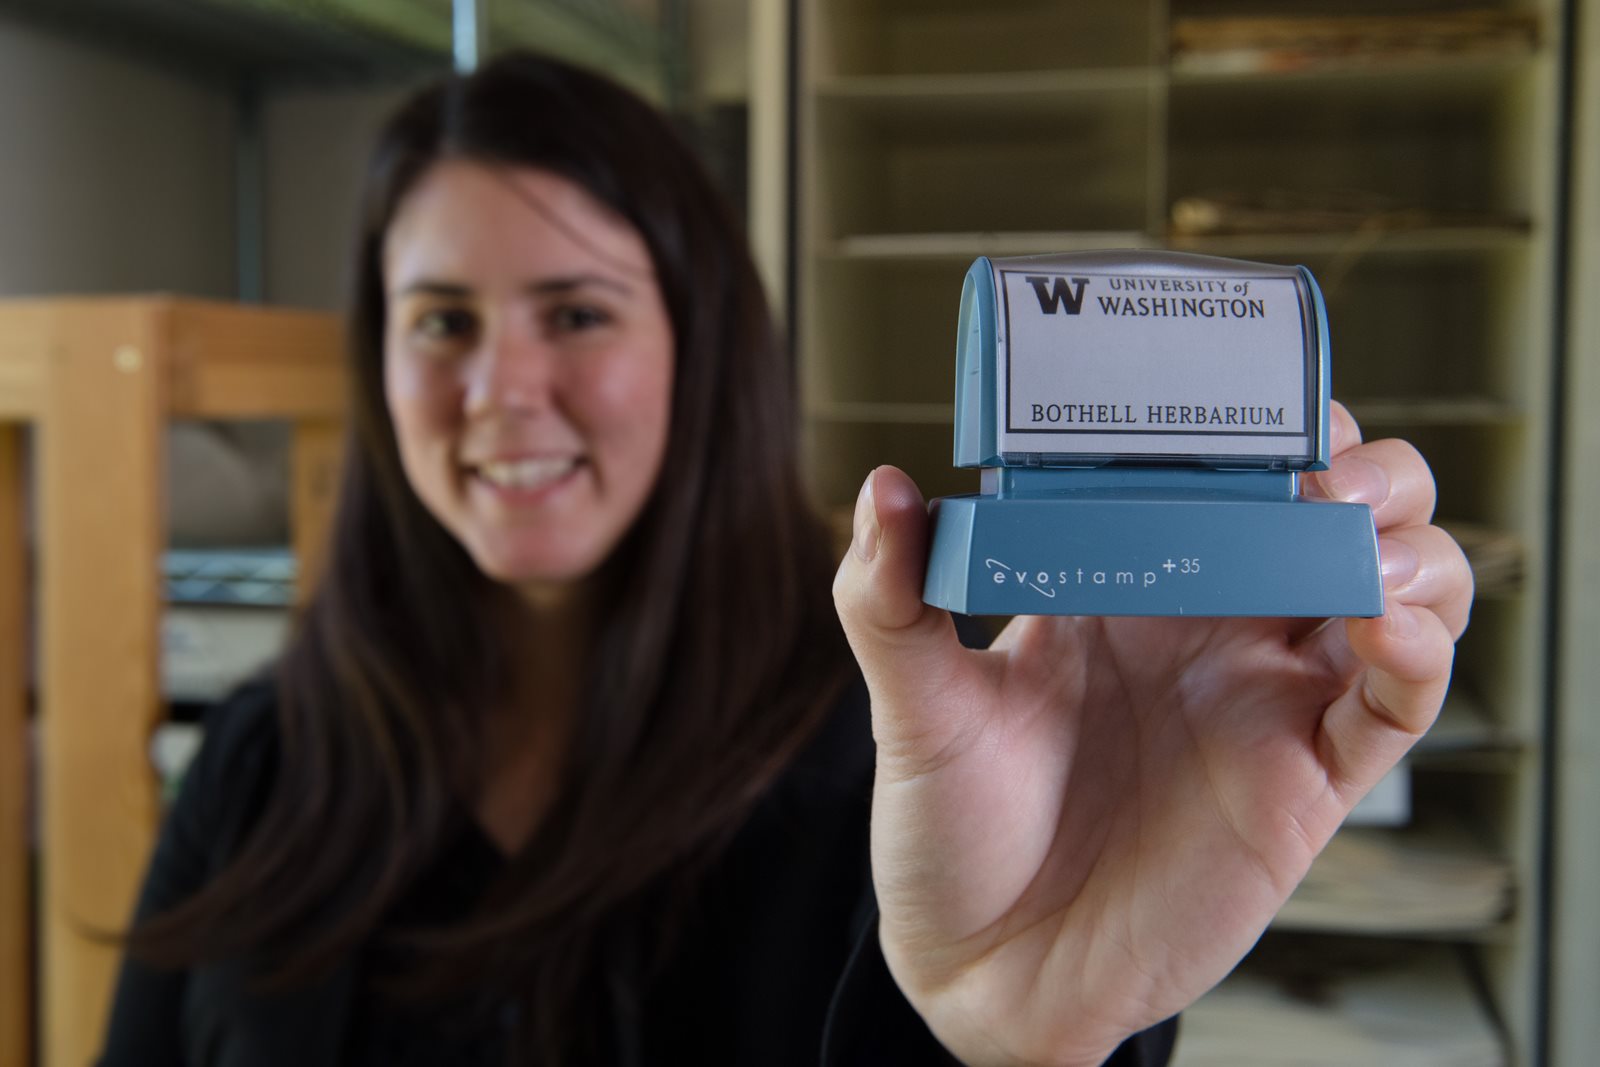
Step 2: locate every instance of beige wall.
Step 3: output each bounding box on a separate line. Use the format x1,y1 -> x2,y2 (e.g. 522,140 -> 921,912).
0,14 -> 421,311
0,15 -> 236,299
262,83 -> 416,311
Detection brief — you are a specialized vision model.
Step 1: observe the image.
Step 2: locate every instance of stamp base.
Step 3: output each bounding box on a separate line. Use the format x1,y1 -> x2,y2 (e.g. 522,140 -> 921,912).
923,491 -> 1382,618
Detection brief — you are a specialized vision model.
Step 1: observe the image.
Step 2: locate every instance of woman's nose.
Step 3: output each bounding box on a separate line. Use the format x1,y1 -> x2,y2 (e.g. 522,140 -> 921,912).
464,323 -> 555,416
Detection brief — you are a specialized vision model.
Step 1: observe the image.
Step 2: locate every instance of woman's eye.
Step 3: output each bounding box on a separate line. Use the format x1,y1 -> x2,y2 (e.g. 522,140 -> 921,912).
414,308 -> 477,342
550,304 -> 611,333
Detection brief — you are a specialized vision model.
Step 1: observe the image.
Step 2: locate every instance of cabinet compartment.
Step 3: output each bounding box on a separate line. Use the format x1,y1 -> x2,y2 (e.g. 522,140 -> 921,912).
813,0 -> 1158,79
1301,248 -> 1531,405
804,258 -> 965,409
814,87 -> 1156,240
1168,64 -> 1537,220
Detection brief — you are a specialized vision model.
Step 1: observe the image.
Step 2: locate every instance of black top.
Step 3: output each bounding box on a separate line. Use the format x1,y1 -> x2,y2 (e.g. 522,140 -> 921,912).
100,676 -> 1178,1066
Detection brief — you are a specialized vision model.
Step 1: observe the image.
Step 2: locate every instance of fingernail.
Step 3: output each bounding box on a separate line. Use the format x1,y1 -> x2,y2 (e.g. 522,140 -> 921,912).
1321,456 -> 1390,506
1379,537 -> 1420,590
1386,601 -> 1421,639
852,469 -> 881,563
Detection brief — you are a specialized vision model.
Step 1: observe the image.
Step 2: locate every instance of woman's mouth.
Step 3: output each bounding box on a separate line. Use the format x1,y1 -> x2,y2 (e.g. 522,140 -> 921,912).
475,456 -> 581,491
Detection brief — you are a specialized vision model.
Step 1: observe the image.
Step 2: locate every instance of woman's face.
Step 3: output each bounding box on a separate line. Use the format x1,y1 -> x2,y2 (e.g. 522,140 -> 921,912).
383,161 -> 674,599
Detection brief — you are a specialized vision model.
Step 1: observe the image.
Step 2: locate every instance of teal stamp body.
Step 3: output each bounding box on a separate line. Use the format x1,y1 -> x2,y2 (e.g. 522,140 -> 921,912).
923,250 -> 1383,617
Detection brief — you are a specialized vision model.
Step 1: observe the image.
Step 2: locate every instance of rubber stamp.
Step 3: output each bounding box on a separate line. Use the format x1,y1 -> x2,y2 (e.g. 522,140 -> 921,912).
923,249 -> 1383,617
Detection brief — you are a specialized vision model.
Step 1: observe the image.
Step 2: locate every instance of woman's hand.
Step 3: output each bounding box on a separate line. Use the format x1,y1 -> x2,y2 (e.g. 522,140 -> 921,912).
832,403 -> 1472,1067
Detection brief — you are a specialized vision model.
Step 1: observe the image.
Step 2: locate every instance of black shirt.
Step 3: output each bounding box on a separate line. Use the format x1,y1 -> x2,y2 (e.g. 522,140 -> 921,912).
100,677 -> 1177,1066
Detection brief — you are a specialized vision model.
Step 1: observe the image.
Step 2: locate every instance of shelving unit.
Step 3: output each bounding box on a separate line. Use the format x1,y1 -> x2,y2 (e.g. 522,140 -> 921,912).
0,297 -> 345,1067
794,1 -> 1564,1062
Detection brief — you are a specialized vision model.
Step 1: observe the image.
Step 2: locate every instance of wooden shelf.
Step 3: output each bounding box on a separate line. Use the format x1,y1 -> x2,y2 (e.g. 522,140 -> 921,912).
1170,48 -> 1537,87
1167,225 -> 1532,257
826,230 -> 1155,260
0,296 -> 345,421
1411,692 -> 1528,775
1173,940 -> 1508,1066
1343,396 -> 1523,427
806,401 -> 953,425
1273,823 -> 1514,939
1440,521 -> 1524,599
1168,8 -> 1540,84
1416,691 -> 1525,757
817,68 -> 1158,107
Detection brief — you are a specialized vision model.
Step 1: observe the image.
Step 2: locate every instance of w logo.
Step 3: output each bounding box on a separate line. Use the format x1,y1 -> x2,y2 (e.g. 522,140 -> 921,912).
1026,275 -> 1089,315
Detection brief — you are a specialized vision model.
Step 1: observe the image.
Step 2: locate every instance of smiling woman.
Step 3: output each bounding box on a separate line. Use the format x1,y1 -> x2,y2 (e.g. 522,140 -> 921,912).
382,162 -> 675,593
99,52 -> 894,1066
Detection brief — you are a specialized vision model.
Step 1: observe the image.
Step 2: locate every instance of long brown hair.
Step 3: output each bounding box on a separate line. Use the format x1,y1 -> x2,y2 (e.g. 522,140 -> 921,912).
132,51 -> 853,1060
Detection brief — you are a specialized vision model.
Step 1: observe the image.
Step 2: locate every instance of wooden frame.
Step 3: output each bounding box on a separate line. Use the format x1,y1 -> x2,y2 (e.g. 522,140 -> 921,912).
1553,2 -> 1600,1061
1,421 -> 29,1067
0,296 -> 344,1067
747,0 -> 791,314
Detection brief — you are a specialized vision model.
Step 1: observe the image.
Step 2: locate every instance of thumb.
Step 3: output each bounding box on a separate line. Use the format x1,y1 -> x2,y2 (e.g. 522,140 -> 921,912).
832,466 -> 978,764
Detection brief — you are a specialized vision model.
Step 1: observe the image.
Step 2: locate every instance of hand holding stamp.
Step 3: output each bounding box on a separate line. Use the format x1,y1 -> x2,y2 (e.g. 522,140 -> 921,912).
831,250 -> 1473,1065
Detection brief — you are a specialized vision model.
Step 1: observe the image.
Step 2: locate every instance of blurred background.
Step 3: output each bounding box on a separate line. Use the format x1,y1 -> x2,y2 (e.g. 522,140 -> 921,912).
0,0 -> 1595,1064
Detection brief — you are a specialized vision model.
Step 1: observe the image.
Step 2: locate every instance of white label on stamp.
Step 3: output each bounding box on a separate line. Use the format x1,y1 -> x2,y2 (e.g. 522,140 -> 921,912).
996,268 -> 1312,460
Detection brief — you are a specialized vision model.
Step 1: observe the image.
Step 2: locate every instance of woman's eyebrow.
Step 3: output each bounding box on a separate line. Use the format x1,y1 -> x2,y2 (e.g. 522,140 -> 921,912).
393,274 -> 635,298
395,280 -> 471,298
526,274 -> 634,296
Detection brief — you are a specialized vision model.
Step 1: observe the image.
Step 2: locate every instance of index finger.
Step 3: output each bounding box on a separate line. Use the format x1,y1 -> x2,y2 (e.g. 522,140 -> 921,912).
1329,399 -> 1363,457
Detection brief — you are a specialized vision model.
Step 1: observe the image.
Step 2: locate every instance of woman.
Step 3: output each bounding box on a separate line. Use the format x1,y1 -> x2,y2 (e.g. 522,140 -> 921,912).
102,52 -> 1470,1067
